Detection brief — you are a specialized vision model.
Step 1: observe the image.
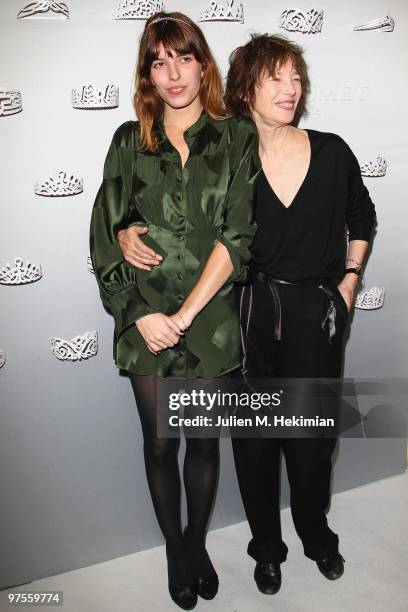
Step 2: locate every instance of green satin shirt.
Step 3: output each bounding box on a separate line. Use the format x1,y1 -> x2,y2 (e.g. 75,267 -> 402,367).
89,111 -> 260,378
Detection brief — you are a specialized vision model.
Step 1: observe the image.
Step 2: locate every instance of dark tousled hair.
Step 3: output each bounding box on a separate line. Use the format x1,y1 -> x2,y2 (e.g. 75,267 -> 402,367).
225,33 -> 310,125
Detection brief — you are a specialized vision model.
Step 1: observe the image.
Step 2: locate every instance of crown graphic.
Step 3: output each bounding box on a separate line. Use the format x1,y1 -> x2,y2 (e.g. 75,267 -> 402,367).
113,0 -> 164,20
17,1 -> 70,19
50,331 -> 98,361
87,256 -> 94,274
353,13 -> 395,32
34,170 -> 83,196
279,8 -> 323,33
0,89 -> 23,117
0,257 -> 42,285
0,350 -> 6,369
355,286 -> 385,310
360,156 -> 387,177
199,0 -> 244,22
72,84 -> 119,110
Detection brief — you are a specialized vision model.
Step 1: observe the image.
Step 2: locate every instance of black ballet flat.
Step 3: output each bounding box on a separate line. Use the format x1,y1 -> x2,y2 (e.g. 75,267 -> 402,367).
183,527 -> 219,600
168,584 -> 198,610
195,572 -> 219,600
166,542 -> 197,609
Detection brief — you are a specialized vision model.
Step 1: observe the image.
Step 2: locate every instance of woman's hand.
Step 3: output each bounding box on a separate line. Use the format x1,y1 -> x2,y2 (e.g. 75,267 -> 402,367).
135,313 -> 183,354
337,275 -> 359,312
117,226 -> 162,271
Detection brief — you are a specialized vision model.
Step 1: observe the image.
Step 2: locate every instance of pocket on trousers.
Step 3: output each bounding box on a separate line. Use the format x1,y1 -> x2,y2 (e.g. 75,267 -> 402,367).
332,284 -> 349,319
318,282 -> 347,332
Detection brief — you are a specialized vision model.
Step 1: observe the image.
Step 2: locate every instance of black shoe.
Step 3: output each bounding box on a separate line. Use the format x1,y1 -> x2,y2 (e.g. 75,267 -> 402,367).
316,553 -> 345,580
254,561 -> 282,594
194,574 -> 219,600
168,585 -> 198,610
183,528 -> 219,600
166,543 -> 197,609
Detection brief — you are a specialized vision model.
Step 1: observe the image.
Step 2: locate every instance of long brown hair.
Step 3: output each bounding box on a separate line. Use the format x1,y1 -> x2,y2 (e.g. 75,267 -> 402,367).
225,33 -> 310,126
133,11 -> 225,151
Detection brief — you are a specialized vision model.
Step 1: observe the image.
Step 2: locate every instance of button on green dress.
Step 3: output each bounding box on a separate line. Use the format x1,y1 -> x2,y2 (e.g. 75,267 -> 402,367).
89,111 -> 260,378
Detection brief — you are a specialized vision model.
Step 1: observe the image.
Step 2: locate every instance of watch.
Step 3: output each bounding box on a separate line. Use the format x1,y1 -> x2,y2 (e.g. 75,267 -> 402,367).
344,267 -> 361,277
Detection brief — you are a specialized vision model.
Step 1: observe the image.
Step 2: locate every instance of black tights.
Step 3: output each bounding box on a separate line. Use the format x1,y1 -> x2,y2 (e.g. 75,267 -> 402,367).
129,374 -> 219,588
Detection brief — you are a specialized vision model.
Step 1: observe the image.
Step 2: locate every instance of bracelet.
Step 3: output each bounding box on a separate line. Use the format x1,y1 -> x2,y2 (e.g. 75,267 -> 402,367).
344,267 -> 362,277
346,257 -> 363,268
176,312 -> 189,331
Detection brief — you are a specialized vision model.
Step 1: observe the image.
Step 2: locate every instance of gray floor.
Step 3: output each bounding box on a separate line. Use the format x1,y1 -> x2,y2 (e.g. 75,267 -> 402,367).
1,473 -> 407,612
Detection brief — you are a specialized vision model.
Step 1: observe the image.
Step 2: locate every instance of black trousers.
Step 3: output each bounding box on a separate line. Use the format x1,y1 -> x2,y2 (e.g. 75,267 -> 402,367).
231,275 -> 349,563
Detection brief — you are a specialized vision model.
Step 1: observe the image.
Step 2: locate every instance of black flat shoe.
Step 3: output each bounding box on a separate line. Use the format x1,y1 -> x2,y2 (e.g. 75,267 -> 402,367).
166,543 -> 197,609
168,584 -> 198,610
254,561 -> 282,594
183,527 -> 219,600
316,553 -> 345,580
195,573 -> 219,600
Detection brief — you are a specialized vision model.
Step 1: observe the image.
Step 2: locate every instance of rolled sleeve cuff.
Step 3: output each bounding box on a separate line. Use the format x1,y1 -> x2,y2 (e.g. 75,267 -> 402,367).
348,222 -> 376,242
108,285 -> 158,339
216,225 -> 252,284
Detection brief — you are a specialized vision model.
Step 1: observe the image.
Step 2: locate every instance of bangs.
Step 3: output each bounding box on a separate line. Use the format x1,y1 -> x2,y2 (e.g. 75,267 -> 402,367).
258,50 -> 301,81
143,21 -> 202,72
135,11 -> 226,150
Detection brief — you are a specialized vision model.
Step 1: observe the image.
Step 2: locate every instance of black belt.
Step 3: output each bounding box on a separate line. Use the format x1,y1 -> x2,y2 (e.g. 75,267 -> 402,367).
254,271 -> 330,341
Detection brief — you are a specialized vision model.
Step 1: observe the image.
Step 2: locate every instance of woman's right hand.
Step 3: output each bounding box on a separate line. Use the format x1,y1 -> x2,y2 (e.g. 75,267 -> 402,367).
117,226 -> 162,271
135,313 -> 183,355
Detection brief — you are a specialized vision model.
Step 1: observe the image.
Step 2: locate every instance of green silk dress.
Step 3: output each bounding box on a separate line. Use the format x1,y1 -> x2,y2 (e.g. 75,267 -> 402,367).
89,111 -> 260,378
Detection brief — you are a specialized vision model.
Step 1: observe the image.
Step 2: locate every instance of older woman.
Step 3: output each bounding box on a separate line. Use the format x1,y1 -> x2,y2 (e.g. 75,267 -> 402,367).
116,33 -> 376,595
224,33 -> 376,594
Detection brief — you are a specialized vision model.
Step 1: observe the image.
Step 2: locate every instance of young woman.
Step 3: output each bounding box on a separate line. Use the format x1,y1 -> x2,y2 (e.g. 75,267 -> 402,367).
117,33 -> 376,596
89,12 -> 260,610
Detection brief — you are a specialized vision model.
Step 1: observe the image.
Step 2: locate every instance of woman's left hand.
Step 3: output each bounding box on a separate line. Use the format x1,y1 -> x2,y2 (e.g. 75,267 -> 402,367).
337,277 -> 358,312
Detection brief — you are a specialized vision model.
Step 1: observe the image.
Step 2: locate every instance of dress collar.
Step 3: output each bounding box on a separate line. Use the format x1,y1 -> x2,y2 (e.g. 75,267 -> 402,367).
155,108 -> 209,146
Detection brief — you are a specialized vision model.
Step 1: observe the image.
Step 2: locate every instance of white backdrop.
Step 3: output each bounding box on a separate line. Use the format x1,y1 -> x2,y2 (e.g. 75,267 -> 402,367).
1,0 -> 407,589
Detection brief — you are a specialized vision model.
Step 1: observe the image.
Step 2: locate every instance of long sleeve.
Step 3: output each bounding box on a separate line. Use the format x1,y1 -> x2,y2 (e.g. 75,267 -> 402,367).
89,125 -> 157,339
92,112 -> 263,377
216,127 -> 261,283
345,143 -> 377,241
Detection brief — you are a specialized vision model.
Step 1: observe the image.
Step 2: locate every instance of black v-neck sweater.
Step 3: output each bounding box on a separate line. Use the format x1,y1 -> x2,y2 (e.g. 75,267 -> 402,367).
250,129 -> 377,282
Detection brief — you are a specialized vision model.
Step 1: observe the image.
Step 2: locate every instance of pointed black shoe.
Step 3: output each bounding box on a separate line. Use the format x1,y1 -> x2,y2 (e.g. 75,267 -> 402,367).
316,553 -> 345,580
195,573 -> 219,600
254,562 -> 282,594
183,528 -> 219,600
166,544 -> 197,610
168,585 -> 198,610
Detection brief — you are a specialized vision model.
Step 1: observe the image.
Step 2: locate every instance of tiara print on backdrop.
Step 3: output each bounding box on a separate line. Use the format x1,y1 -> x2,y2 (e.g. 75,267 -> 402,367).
72,84 -> 119,109
353,13 -> 395,32
17,1 -> 70,19
360,156 -> 387,177
355,287 -> 386,310
279,8 -> 323,34
87,256 -> 95,274
199,0 -> 244,23
50,331 -> 98,361
113,0 -> 164,20
0,350 -> 6,369
0,89 -> 23,117
35,171 -> 83,196
0,257 -> 42,285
